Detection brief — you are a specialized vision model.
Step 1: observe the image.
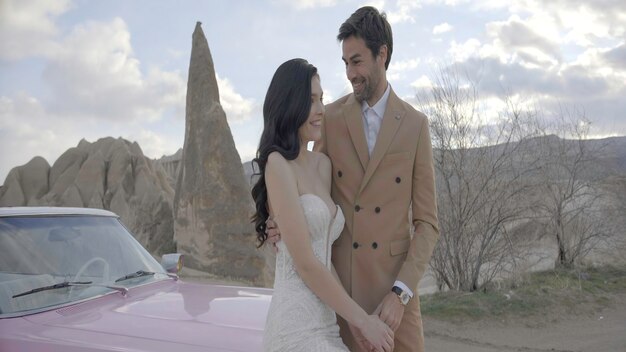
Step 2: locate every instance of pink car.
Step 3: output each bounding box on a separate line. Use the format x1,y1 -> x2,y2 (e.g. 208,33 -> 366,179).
0,207 -> 271,351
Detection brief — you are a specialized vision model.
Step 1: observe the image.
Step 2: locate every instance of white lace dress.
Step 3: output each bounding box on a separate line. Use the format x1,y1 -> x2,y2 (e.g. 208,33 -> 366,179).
263,194 -> 348,352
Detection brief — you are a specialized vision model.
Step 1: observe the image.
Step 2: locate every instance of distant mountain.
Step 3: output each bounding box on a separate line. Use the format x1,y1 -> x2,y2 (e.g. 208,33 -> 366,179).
238,135 -> 626,188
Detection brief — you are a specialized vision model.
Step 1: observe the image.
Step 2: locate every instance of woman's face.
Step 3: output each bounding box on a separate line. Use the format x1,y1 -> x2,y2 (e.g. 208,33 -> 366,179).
298,75 -> 325,144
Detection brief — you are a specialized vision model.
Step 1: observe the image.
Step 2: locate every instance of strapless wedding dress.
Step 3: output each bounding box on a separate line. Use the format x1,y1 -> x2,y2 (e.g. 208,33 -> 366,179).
263,194 -> 348,351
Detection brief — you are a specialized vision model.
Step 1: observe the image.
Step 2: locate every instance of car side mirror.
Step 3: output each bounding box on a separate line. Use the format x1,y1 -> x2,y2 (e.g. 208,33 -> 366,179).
161,253 -> 183,275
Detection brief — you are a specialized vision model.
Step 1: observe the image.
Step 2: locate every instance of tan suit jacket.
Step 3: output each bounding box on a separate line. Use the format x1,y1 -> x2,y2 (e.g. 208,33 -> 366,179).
316,88 -> 439,352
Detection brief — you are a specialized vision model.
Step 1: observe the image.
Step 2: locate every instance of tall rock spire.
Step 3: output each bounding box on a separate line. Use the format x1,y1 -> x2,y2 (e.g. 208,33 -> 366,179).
174,22 -> 267,285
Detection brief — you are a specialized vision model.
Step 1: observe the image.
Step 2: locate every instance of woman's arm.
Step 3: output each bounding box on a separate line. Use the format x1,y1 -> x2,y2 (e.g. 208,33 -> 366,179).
331,264 -> 341,283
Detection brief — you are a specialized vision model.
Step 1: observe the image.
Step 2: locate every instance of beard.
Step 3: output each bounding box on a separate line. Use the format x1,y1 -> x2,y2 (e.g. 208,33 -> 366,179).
352,69 -> 381,104
353,80 -> 372,103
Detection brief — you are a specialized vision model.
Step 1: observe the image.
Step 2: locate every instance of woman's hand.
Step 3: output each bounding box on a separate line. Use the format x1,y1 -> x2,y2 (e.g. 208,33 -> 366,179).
265,218 -> 281,252
356,314 -> 394,352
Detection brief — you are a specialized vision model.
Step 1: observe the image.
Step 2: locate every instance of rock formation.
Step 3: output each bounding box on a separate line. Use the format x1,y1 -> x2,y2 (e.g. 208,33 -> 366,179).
173,22 -> 268,286
0,137 -> 176,255
155,148 -> 182,189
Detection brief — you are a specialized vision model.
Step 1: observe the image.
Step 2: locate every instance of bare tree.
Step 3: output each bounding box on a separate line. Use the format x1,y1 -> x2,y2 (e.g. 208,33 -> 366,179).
417,66 -> 539,291
532,110 -> 611,267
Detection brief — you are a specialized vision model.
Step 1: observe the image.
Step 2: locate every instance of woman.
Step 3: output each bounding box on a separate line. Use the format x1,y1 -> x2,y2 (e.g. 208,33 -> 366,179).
251,59 -> 394,352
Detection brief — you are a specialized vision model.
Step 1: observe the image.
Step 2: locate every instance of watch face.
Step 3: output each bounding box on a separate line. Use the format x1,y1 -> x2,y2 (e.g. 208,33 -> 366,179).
400,292 -> 410,305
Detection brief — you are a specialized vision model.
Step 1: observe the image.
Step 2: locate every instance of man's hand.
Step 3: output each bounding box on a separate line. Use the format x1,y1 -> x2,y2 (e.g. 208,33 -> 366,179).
374,292 -> 405,332
265,218 -> 281,253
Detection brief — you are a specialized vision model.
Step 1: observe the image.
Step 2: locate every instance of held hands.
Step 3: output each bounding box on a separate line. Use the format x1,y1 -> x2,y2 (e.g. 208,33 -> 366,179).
265,219 -> 281,252
348,323 -> 374,351
354,315 -> 394,352
374,292 -> 406,332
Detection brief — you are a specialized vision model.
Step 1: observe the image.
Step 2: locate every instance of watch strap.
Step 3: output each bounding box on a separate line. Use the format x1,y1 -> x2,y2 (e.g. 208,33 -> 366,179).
391,286 -> 410,305
391,286 -> 404,296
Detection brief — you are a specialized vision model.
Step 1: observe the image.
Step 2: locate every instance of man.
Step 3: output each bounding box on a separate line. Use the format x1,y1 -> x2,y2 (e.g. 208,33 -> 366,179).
270,6 -> 439,352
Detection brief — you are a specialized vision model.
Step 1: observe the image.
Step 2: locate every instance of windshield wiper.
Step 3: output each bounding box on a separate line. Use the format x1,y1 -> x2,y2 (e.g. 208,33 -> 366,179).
13,281 -> 92,298
114,270 -> 155,283
13,280 -> 129,298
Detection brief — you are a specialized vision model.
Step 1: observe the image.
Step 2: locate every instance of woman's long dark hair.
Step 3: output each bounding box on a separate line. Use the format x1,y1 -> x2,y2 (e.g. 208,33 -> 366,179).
251,58 -> 318,247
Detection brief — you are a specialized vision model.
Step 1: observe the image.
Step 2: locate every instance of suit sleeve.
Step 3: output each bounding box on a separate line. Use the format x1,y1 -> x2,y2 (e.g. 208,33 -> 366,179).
396,115 -> 439,292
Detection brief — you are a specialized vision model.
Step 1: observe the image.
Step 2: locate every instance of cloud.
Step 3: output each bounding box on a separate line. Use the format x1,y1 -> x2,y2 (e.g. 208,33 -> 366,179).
0,93 -> 78,180
272,0 -> 337,10
603,43 -> 626,70
35,16 -> 251,124
0,0 -> 71,61
385,0 -> 422,24
445,56 -> 626,133
479,0 -> 625,44
388,58 -> 420,80
414,0 -> 471,7
433,22 -> 453,35
448,38 -> 481,62
129,129 -> 182,160
0,91 -> 185,181
546,1 -> 625,46
216,74 -> 255,122
438,1 -> 625,135
411,75 -> 433,89
485,15 -> 561,64
36,18 -> 186,124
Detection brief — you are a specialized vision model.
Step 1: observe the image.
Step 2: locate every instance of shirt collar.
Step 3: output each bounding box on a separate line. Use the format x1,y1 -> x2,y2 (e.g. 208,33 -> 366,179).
361,83 -> 391,118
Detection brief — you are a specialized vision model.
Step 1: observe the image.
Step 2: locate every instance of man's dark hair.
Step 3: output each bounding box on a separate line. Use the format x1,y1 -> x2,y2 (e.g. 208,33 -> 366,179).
337,6 -> 393,70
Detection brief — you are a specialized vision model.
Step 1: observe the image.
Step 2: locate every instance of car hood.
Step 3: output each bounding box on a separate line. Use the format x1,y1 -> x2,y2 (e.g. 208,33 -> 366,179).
14,280 -> 272,351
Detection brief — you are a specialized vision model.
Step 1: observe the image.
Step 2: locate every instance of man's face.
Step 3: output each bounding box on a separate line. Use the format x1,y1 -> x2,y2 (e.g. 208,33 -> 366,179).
341,35 -> 385,104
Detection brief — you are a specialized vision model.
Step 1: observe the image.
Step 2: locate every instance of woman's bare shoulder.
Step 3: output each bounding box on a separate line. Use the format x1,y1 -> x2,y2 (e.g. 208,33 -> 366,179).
266,152 -> 293,177
266,151 -> 289,169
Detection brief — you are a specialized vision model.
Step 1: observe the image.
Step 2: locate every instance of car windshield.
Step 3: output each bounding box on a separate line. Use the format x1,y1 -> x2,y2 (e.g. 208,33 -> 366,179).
0,215 -> 169,316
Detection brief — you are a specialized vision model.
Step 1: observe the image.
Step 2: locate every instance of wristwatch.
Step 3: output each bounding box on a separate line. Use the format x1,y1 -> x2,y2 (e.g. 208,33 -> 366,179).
391,286 -> 410,306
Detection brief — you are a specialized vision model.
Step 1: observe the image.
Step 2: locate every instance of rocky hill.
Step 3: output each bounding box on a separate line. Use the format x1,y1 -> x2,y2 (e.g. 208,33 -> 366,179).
0,137 -> 176,255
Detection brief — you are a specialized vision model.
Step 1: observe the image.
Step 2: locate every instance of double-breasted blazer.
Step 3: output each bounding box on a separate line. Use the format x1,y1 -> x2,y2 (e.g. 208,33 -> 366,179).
316,87 -> 439,351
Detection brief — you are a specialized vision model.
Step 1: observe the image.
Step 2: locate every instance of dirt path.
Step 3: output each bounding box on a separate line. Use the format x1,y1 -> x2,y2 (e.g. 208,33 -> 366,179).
181,271 -> 625,351
423,294 -> 626,352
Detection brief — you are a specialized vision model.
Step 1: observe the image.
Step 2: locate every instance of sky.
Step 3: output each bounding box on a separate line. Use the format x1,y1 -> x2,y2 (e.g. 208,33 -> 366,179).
1,0 -> 625,182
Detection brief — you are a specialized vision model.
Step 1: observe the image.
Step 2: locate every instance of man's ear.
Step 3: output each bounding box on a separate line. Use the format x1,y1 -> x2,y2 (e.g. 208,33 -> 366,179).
378,44 -> 388,66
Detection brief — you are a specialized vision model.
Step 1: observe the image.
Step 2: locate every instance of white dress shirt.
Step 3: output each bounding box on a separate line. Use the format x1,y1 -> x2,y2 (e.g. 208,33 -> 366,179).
361,83 -> 390,156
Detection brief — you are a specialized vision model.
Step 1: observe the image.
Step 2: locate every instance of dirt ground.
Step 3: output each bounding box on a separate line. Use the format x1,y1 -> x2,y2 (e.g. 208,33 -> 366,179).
423,293 -> 626,352
180,269 -> 625,352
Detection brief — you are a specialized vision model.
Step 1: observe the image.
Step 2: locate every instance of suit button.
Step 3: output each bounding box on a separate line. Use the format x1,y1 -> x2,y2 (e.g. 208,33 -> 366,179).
372,242 -> 378,249
338,170 -> 343,177
375,207 -> 381,213
353,242 -> 359,249
396,177 -> 401,183
355,205 -> 361,212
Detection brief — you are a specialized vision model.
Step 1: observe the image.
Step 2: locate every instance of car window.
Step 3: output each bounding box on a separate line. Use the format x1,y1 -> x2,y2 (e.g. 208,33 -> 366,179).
0,215 -> 168,316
